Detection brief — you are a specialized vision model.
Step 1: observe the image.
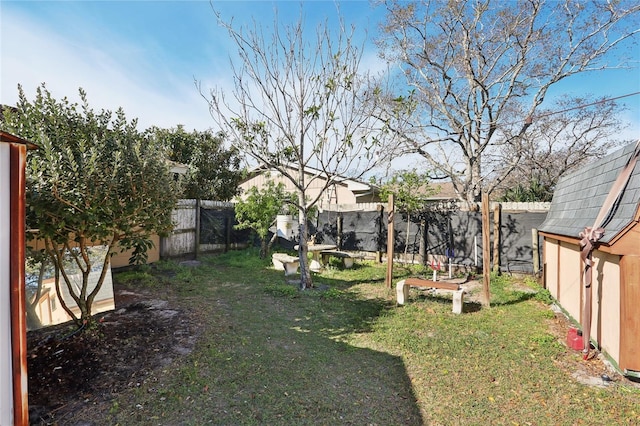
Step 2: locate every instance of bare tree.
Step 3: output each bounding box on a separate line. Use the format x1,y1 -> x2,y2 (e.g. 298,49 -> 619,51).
204,9 -> 393,289
495,95 -> 628,200
376,0 -> 640,209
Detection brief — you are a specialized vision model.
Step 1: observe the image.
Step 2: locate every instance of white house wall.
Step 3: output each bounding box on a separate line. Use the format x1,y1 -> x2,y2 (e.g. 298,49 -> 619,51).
0,143 -> 13,425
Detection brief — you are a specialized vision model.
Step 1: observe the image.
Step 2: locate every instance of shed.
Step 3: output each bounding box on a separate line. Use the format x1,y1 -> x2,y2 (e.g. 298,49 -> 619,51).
1,131 -> 36,425
539,141 -> 640,377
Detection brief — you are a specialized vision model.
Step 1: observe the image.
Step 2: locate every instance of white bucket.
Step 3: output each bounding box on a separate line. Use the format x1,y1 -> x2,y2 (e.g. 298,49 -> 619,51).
276,215 -> 296,240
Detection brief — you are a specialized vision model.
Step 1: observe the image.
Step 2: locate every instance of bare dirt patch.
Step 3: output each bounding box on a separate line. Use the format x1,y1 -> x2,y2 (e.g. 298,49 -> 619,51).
27,285 -> 198,425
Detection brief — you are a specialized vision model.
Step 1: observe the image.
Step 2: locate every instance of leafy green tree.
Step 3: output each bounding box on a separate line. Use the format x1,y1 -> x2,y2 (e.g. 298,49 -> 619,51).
1,84 -> 177,326
234,180 -> 297,258
498,179 -> 553,203
376,169 -> 435,257
148,125 -> 243,201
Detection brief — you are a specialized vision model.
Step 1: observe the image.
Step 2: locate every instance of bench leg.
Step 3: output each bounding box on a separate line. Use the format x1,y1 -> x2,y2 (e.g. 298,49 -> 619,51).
452,289 -> 464,314
272,258 -> 285,271
284,261 -> 299,276
309,259 -> 322,272
343,257 -> 354,268
396,280 -> 409,305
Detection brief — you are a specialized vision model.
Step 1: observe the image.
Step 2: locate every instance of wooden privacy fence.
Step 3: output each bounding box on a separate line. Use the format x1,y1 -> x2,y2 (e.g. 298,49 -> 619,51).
159,199 -> 250,258
312,202 -> 550,274
160,199 -> 549,275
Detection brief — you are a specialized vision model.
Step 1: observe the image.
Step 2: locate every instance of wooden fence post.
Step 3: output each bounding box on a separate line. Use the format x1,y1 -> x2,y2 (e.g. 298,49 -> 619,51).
336,212 -> 343,250
419,218 -> 427,265
195,199 -> 201,259
481,193 -> 491,307
225,215 -> 232,252
532,228 -> 540,275
492,202 -> 501,274
376,204 -> 384,263
386,194 -> 395,289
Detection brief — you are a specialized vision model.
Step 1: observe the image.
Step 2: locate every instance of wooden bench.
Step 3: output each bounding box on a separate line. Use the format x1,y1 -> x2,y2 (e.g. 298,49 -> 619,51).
271,253 -> 300,276
320,250 -> 360,269
396,277 -> 465,314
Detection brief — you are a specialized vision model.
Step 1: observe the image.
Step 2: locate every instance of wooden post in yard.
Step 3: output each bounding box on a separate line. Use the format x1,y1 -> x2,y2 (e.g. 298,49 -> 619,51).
419,218 -> 427,265
385,194 -> 395,289
481,192 -> 491,307
376,204 -> 384,263
195,199 -> 201,259
492,202 -> 501,274
336,212 -> 343,250
225,214 -> 232,252
532,228 -> 540,276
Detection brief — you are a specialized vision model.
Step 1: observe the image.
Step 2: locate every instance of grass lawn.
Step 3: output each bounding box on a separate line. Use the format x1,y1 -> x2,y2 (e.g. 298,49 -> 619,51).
106,249 -> 640,425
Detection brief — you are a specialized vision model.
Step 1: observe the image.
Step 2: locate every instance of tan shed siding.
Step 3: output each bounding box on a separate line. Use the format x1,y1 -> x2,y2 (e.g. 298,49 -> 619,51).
558,241 -> 582,320
619,255 -> 640,372
544,239 -> 559,299
29,235 -> 161,269
592,251 -> 621,363
110,235 -> 161,268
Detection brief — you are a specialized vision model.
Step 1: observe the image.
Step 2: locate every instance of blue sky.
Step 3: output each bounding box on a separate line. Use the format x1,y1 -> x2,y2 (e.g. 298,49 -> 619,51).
1,1 -> 382,131
1,0 -> 639,142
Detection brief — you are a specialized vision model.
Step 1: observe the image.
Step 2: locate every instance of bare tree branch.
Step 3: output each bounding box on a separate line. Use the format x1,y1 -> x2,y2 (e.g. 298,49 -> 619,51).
202,6 -> 396,289
375,0 -> 639,208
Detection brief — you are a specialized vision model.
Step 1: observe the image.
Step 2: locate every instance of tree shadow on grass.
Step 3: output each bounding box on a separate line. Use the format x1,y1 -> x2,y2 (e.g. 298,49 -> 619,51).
490,290 -> 538,306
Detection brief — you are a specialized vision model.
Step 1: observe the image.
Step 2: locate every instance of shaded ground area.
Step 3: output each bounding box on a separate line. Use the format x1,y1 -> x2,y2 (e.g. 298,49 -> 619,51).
27,285 -> 198,425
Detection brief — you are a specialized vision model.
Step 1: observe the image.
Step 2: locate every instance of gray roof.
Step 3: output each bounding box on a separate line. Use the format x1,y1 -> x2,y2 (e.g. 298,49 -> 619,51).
539,141 -> 640,244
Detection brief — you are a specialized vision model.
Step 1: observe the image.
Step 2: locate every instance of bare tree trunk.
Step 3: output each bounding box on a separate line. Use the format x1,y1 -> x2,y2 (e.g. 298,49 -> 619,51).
26,259 -> 46,330
265,232 -> 278,258
26,302 -> 43,330
404,212 -> 411,261
297,221 -> 312,289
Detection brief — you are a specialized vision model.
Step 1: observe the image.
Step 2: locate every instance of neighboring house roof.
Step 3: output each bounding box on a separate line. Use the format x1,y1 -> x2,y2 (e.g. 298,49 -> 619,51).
242,163 -> 379,195
539,141 -> 640,244
427,181 -> 457,200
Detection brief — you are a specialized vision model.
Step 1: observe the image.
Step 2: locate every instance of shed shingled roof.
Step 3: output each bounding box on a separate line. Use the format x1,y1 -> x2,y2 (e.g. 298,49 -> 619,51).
539,141 -> 640,244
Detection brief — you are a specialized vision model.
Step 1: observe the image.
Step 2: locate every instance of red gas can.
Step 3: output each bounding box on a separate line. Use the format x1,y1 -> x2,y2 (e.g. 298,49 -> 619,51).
566,327 -> 583,350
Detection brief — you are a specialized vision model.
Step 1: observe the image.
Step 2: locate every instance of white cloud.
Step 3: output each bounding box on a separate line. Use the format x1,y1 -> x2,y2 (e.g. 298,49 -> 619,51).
1,6 -> 215,132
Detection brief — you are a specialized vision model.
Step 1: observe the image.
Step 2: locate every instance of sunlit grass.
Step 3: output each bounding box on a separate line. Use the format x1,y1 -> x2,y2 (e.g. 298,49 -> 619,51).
108,249 -> 640,425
